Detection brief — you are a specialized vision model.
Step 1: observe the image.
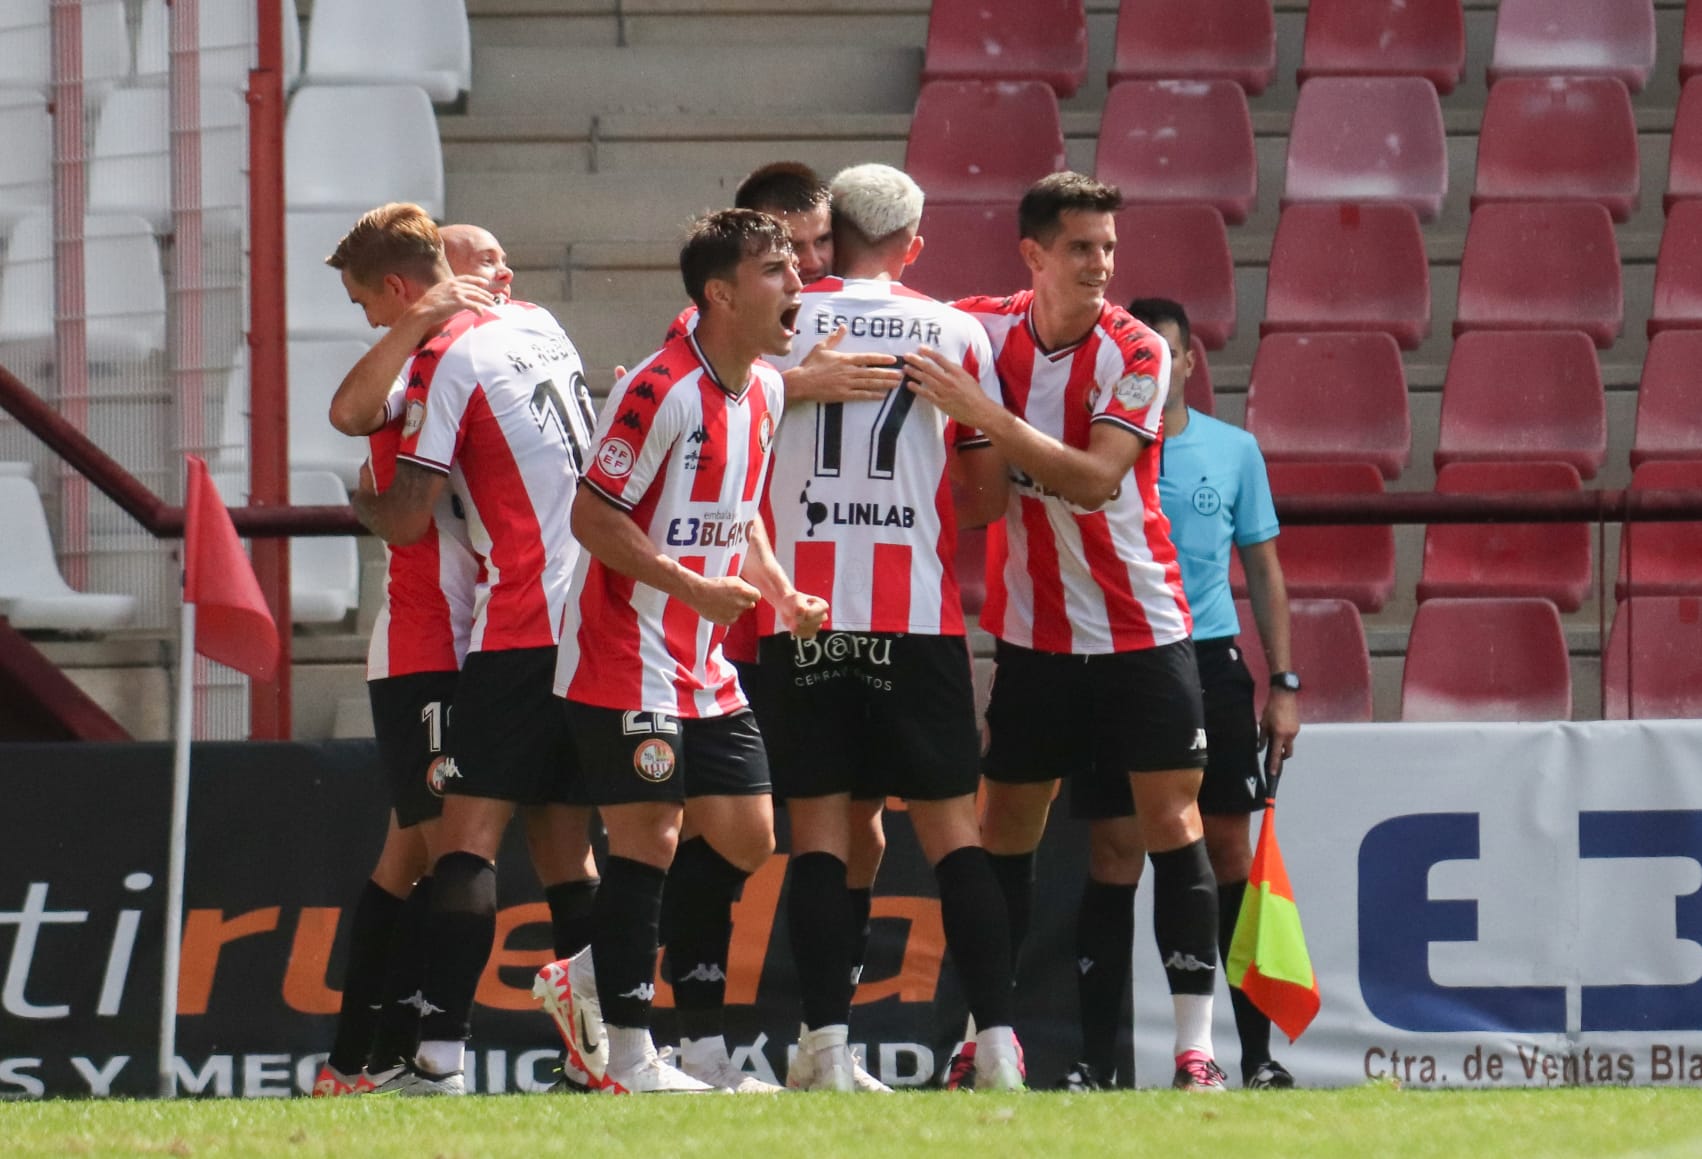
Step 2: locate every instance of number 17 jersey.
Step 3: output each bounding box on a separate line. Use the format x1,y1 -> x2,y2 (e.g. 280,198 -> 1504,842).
761,277 -> 998,636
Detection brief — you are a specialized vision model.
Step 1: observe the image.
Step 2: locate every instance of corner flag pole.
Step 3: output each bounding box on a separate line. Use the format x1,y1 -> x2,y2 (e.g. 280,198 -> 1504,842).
159,598 -> 196,1097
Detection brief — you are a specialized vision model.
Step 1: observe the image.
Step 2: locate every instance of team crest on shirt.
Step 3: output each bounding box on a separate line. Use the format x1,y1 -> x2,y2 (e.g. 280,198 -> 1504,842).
402,399 -> 426,439
425,755 -> 460,797
597,438 -> 636,478
633,739 -> 676,783
1113,372 -> 1159,411
758,412 -> 775,453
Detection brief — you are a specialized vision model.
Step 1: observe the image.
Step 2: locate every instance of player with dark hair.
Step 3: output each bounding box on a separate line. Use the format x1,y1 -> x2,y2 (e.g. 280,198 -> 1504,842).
339,204 -> 599,1096
548,209 -> 828,1094
905,170 -> 1230,1092
759,163 -> 1022,1092
1059,296 -> 1299,1091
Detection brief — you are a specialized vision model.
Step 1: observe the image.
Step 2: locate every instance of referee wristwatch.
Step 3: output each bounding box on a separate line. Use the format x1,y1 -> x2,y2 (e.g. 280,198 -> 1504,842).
1270,671 -> 1302,693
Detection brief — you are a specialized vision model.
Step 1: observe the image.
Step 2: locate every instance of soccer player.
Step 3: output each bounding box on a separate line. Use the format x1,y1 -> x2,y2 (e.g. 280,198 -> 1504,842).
338,204 -> 598,1096
757,163 -> 1022,1092
1061,297 -> 1299,1090
904,171 -> 1229,1092
551,209 -> 827,1094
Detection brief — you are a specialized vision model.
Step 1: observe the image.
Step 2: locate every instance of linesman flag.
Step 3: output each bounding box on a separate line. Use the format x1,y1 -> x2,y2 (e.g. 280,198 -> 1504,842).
1226,801 -> 1320,1041
183,454 -> 278,680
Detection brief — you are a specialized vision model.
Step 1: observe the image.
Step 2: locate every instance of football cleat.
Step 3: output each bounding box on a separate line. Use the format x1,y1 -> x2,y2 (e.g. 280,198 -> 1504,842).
944,1042 -> 976,1091
787,1027 -> 854,1092
1245,1059 -> 1297,1090
598,1040 -> 716,1095
973,1031 -> 1026,1093
370,1063 -> 465,1096
673,1040 -> 783,1094
849,1047 -> 893,1093
534,948 -> 609,1086
1172,1051 -> 1229,1092
1054,1060 -> 1109,1092
311,1064 -> 365,1097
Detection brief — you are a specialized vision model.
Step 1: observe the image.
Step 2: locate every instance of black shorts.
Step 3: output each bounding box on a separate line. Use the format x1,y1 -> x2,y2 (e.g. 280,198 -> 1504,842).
983,638 -> 1207,797
758,632 -> 981,802
1070,636 -> 1266,821
731,657 -> 780,734
447,646 -> 582,806
368,670 -> 459,829
565,703 -> 771,806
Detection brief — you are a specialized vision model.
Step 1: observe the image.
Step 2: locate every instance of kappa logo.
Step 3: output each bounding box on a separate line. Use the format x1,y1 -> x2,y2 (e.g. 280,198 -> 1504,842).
402,399 -> 426,439
1163,952 -> 1216,973
630,382 -> 658,402
686,425 -> 710,444
616,410 -> 644,432
620,982 -> 657,1001
1191,729 -> 1208,752
426,755 -> 460,797
633,738 -> 677,783
597,438 -> 636,479
676,963 -> 726,984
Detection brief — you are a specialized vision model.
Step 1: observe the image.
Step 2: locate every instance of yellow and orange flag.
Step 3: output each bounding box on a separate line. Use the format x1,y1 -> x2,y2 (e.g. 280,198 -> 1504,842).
1226,802 -> 1320,1041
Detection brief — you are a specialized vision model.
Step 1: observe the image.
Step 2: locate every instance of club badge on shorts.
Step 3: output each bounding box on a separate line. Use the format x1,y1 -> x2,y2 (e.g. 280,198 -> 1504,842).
632,738 -> 677,783
426,755 -> 460,797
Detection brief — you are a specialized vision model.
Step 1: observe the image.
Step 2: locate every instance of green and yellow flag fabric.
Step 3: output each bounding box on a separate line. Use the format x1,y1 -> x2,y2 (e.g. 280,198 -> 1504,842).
1226,803 -> 1320,1041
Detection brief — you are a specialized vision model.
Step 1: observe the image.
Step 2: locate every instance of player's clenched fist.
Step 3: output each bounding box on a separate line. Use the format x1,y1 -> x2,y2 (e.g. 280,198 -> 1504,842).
777,591 -> 830,641
690,574 -> 763,626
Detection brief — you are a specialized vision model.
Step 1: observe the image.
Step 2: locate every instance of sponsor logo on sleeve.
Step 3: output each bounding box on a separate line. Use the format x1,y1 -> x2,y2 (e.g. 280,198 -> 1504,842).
1113,373 -> 1159,411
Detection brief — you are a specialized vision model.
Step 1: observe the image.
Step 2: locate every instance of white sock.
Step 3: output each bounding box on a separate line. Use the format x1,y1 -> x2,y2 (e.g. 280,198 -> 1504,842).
606,1025 -> 654,1073
1172,994 -> 1214,1058
975,1024 -> 1017,1061
680,1034 -> 729,1066
801,1023 -> 848,1051
415,1039 -> 464,1076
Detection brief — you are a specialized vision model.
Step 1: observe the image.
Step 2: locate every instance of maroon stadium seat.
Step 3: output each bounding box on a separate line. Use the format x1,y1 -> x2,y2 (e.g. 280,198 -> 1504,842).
1262,462 -> 1396,613
1632,331 -> 1702,468
922,0 -> 1087,97
1184,335 -> 1215,415
1435,330 -> 1606,478
1650,199 -> 1702,337
1096,80 -> 1256,225
1282,77 -> 1448,222
907,202 -> 1029,302
1488,0 -> 1656,94
1262,203 -> 1430,350
1418,461 -> 1591,612
1687,1 -> 1702,86
1604,596 -> 1702,720
1108,0 -> 1275,95
1298,0 -> 1465,94
1616,460 -> 1702,600
956,524 -> 987,617
1454,202 -> 1622,348
1236,597 -> 1373,723
1473,77 -> 1639,222
1401,597 -> 1571,722
1664,78 -> 1702,213
1244,332 -> 1410,479
1107,205 -> 1236,350
904,81 -> 1066,205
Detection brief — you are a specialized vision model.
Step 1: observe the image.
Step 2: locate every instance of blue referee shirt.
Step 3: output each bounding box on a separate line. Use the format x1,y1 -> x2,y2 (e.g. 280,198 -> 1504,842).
1156,409 -> 1280,641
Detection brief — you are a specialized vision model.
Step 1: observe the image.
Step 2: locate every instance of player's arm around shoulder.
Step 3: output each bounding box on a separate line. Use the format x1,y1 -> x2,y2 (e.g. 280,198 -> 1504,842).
780,323 -> 905,405
352,458 -> 446,546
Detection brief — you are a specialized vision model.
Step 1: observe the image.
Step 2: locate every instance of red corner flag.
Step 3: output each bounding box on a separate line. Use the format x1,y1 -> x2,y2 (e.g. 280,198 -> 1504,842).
183,455 -> 278,681
1225,802 -> 1321,1042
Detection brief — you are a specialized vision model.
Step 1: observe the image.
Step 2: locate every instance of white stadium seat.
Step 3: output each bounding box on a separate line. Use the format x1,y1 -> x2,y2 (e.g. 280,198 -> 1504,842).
0,476 -> 136,631
211,469 -> 360,626
0,91 -> 50,228
135,0 -> 302,90
284,85 -> 445,219
304,0 -> 470,103
286,211 -> 381,342
218,339 -> 374,488
89,87 -> 249,232
0,0 -> 129,97
0,214 -> 167,364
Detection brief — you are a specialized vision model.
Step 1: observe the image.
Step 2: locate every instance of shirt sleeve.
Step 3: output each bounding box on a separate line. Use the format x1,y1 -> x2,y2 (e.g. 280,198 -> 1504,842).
1233,431 -> 1281,547
582,366 -> 684,511
396,321 -> 478,475
952,323 -> 1001,449
664,305 -> 697,344
1090,319 -> 1171,440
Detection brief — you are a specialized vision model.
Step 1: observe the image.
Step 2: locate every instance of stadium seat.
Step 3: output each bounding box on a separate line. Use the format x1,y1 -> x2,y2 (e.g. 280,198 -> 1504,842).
0,0 -> 129,97
1400,597 -> 1571,722
1244,332 -> 1410,479
1687,1 -> 1702,86
1263,462 -> 1395,613
1472,77 -> 1639,222
305,0 -> 469,103
1632,331 -> 1702,468
287,211 -> 380,341
0,214 -> 167,364
905,81 -> 1066,205
1095,80 -> 1256,225
218,339 -> 375,488
1435,330 -> 1606,478
284,85 -> 445,219
956,525 -> 987,617
1235,597 -> 1373,724
1109,0 -> 1275,95
1603,596 -> 1702,720
1488,0 -> 1656,94
921,0 -> 1087,98
1282,77 -> 1447,222
1106,206 -> 1235,350
89,87 -> 249,232
1454,202 -> 1622,348
1297,0 -> 1465,94
136,0 -> 302,89
1261,203 -> 1431,350
1649,199 -> 1702,337
1616,460 -> 1702,600
0,476 -> 136,631
1184,336 -> 1215,415
1417,461 -> 1591,612
1667,78 -> 1702,213
907,202 -> 1030,303
0,92 -> 49,228
210,470 -> 360,625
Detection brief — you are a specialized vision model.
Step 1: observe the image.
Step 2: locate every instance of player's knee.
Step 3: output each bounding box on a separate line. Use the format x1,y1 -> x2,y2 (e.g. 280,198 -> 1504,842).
1087,824 -> 1145,885
432,850 -> 496,915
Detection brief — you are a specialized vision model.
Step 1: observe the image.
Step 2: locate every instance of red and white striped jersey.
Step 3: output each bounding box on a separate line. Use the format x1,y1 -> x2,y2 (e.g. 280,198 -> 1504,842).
556,333 -> 783,718
760,277 -> 994,636
396,300 -> 595,654
364,391 -> 481,680
954,290 -> 1192,654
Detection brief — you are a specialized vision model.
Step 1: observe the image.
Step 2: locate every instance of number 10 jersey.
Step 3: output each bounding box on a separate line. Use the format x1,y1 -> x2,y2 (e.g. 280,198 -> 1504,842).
761,277 -> 998,637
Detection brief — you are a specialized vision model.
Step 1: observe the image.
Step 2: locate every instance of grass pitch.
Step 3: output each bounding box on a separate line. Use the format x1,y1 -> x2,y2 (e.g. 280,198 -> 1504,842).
10,1086 -> 1702,1159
